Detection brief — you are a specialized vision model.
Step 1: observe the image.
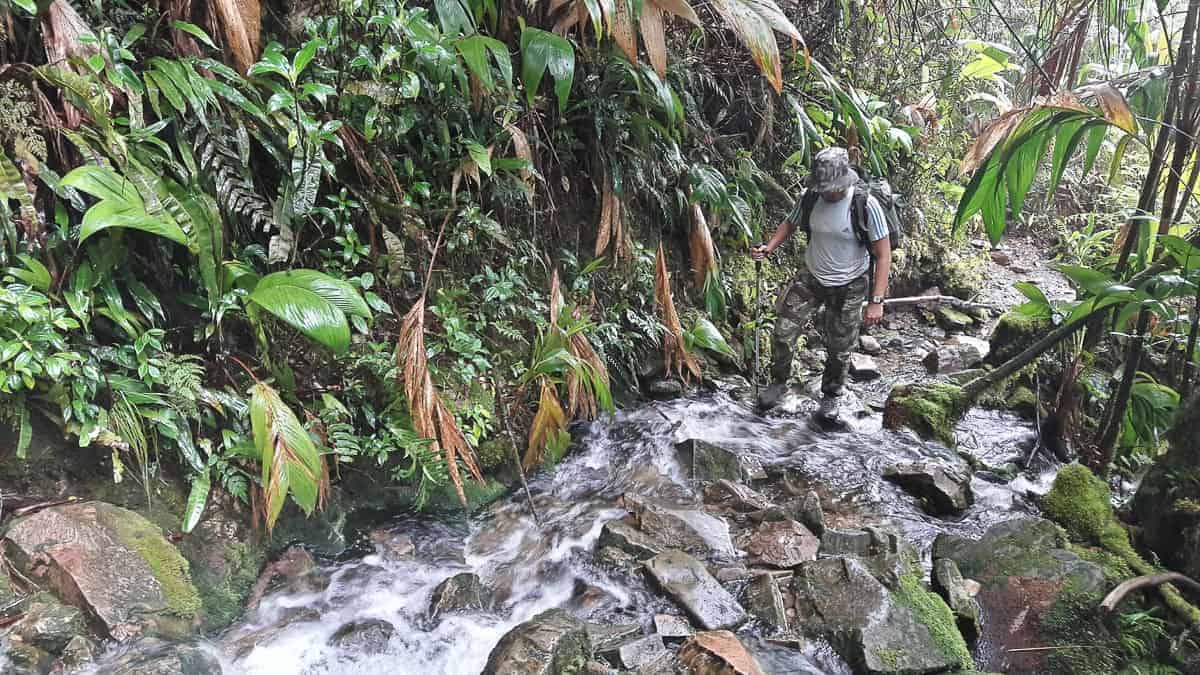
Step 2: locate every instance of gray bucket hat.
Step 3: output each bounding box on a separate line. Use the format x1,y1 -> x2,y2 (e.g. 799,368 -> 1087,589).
810,147 -> 855,192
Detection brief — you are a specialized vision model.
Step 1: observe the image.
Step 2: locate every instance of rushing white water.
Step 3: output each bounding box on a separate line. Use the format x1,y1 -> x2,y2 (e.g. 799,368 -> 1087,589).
92,390 -> 1058,674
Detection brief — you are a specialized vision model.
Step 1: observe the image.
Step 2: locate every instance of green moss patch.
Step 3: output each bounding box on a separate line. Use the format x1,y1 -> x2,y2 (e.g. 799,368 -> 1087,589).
1040,587 -> 1118,674
884,383 -> 967,448
988,311 -> 1051,365
1043,464 -> 1113,543
106,510 -> 202,618
894,574 -> 975,671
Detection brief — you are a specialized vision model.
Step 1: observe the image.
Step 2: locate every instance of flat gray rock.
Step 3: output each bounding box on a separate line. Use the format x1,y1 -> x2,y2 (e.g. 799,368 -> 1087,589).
644,550 -> 747,630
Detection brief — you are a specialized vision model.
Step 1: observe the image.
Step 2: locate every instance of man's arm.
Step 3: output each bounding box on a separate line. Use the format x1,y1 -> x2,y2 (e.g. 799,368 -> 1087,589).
752,195 -> 805,259
870,238 -> 891,298
863,195 -> 891,326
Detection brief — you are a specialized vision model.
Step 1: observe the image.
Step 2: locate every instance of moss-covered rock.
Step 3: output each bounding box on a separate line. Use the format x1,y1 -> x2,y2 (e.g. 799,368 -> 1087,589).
1043,463 -> 1114,543
893,574 -> 975,671
883,383 -> 967,448
1133,393 -> 1200,580
987,311 -> 1050,366
1004,385 -> 1038,417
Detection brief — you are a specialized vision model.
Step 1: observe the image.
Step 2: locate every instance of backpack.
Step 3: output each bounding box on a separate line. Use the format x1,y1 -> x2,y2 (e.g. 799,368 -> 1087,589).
797,169 -> 904,254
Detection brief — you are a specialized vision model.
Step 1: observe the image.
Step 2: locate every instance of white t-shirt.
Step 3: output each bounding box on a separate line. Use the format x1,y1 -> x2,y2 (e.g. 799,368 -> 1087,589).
800,185 -> 888,286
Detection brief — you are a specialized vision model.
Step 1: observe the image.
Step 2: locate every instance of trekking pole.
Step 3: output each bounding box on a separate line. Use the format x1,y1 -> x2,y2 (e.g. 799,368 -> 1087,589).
753,259 -> 763,398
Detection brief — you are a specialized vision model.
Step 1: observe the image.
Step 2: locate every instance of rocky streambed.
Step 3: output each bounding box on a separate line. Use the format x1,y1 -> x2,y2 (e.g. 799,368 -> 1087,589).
0,383 -> 1106,675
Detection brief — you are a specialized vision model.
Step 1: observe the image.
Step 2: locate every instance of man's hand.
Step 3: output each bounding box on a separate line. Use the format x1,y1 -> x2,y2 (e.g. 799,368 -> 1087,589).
864,302 -> 884,326
751,244 -> 771,261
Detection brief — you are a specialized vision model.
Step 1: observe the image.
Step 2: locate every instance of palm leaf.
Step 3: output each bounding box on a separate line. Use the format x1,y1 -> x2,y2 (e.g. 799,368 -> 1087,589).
707,0 -> 803,93
246,270 -> 370,353
397,296 -> 484,506
249,382 -> 326,531
688,203 -> 716,288
654,243 -> 700,382
523,376 -> 568,470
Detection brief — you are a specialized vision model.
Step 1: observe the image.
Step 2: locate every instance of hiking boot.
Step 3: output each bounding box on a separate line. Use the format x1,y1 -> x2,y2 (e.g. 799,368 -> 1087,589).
817,394 -> 844,423
757,383 -> 788,411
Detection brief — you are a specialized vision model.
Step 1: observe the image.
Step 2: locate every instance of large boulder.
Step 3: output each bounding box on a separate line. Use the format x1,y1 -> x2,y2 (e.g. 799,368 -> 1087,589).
8,591 -> 85,654
1133,394 -> 1200,580
3,501 -> 201,640
173,502 -> 265,631
921,336 -> 989,374
883,461 -> 973,515
643,550 -> 748,630
481,609 -> 590,675
987,310 -> 1050,366
735,520 -> 819,568
677,630 -> 768,675
675,439 -> 766,482
602,495 -> 735,560
327,619 -> 395,654
933,517 -> 1108,673
91,639 -> 222,675
429,572 -> 493,619
789,558 -> 973,674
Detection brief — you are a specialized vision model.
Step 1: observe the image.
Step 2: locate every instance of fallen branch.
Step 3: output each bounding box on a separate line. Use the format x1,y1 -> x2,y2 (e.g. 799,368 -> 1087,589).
866,295 -> 997,312
1101,572 -> 1200,613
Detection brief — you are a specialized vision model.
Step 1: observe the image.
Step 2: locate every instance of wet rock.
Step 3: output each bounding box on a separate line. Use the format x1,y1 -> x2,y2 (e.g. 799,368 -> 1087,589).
246,545 -> 327,613
713,564 -> 752,583
224,607 -> 321,658
883,461 -> 973,515
646,377 -> 684,400
598,520 -> 663,560
796,491 -> 825,537
644,550 -> 748,630
933,518 -> 1106,673
736,520 -> 819,568
820,528 -> 874,557
429,572 -> 493,619
595,544 -> 641,573
675,439 -> 766,482
2,501 -> 200,641
91,639 -> 222,675
618,634 -> 668,669
327,619 -> 395,654
60,635 -> 99,671
702,480 -> 774,513
654,613 -> 694,639
368,529 -> 415,560
935,307 -> 975,331
990,250 -> 1012,266
173,500 -> 265,632
859,335 -> 883,355
10,592 -> 85,654
1,640 -> 52,675
586,622 -> 641,653
482,608 -> 590,675
624,495 -> 736,558
790,558 -> 971,673
849,353 -> 881,381
932,559 -> 980,641
677,630 -> 767,675
741,573 -> 788,632
922,336 -> 989,374
987,311 -> 1050,366
1005,385 -> 1039,417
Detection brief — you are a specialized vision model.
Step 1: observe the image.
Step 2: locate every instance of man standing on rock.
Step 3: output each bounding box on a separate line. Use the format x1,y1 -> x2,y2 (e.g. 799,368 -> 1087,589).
751,147 -> 891,421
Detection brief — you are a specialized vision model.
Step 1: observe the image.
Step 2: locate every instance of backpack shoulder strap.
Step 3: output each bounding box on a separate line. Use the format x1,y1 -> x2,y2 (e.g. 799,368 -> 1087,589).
850,181 -> 871,246
797,189 -> 820,234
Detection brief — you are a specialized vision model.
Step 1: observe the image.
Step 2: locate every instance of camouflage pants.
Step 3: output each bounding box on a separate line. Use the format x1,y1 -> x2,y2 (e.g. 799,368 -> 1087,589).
770,269 -> 868,396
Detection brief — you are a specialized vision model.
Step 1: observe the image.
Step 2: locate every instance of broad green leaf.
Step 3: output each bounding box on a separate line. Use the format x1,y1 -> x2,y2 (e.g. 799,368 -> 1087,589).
247,270 -> 370,353
250,383 -> 324,531
1003,131 -> 1045,221
520,27 -> 575,113
1160,235 -> 1200,272
171,20 -> 217,49
435,0 -> 476,36
1015,281 -> 1051,309
464,140 -> 493,176
61,165 -> 144,205
688,317 -> 737,358
1056,264 -> 1136,298
6,254 -> 52,292
457,35 -> 512,91
1048,119 -> 1087,197
15,405 -> 30,459
292,39 -> 325,80
78,201 -> 189,246
1082,123 -> 1107,176
182,470 -> 211,533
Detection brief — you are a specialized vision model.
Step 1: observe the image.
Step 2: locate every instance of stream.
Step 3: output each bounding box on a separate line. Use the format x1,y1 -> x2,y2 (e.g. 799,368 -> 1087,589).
155,386 -> 1056,675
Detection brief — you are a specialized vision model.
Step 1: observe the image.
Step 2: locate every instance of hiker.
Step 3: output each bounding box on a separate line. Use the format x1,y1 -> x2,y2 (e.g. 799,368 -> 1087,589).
751,147 -> 893,421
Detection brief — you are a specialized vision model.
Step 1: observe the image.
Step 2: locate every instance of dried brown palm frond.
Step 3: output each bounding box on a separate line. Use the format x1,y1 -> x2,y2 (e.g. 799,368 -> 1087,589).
595,169 -> 632,260
398,295 -> 485,506
522,376 -> 567,470
654,243 -> 701,382
214,0 -> 261,75
548,270 -> 611,419
505,123 -> 536,203
688,203 -> 716,289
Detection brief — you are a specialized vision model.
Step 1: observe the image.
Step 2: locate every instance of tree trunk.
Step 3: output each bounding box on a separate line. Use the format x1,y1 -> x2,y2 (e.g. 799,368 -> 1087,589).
1183,289 -> 1200,401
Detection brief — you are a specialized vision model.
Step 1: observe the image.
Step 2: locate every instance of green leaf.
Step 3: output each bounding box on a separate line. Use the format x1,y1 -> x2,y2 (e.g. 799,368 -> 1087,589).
1056,264 -> 1136,298
1048,119 -> 1087,197
464,140 -> 493,176
12,0 -> 36,14
1082,123 -> 1107,177
6,254 -> 52,292
688,317 -> 737,358
171,20 -> 217,48
520,27 -> 575,113
457,35 -> 511,91
60,165 -> 144,205
435,0 -> 476,36
292,39 -> 325,80
15,404 -> 31,459
247,270 -> 370,353
250,382 -> 324,531
78,200 -> 189,246
708,0 -> 802,93
182,470 -> 210,534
